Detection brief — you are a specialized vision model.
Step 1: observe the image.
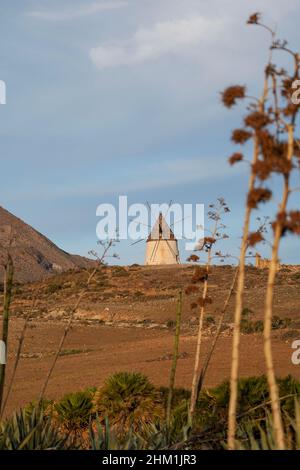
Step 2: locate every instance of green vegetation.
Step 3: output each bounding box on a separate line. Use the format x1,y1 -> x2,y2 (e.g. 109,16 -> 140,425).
292,271 -> 300,281
271,316 -> 291,330
94,372 -> 163,434
241,319 -> 264,334
47,283 -> 63,295
241,316 -> 291,334
1,373 -> 300,449
54,390 -> 94,432
58,348 -> 93,357
0,406 -> 67,450
112,267 -> 130,277
166,319 -> 176,329
204,315 -> 216,327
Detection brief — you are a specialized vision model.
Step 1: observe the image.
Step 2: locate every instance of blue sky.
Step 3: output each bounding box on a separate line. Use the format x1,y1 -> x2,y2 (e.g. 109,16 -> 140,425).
0,0 -> 299,264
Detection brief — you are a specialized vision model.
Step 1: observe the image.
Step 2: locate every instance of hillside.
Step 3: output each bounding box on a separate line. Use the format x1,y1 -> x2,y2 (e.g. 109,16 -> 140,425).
1,264 -> 300,415
0,207 -> 94,282
7,263 -> 300,329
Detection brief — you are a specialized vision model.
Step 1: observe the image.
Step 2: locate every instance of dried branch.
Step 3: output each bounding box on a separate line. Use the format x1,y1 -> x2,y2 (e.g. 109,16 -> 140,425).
39,240 -> 114,401
0,254 -> 14,412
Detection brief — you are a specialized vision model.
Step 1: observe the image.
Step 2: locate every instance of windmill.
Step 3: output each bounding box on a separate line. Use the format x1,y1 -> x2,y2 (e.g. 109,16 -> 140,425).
145,212 -> 180,265
131,205 -> 180,265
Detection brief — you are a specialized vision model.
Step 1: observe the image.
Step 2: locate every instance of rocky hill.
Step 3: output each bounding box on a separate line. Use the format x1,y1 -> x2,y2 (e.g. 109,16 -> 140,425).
0,207 -> 94,282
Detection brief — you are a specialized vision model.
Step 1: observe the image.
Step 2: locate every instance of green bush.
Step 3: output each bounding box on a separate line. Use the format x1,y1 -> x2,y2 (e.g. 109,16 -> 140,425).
112,267 -> 130,277
4,374 -> 300,450
272,315 -> 291,330
241,319 -> 264,334
54,390 -> 94,431
197,375 -> 300,434
95,372 -> 163,434
133,291 -> 144,298
236,399 -> 300,450
242,307 -> 253,318
240,316 -> 291,334
159,386 -> 190,408
24,398 -> 53,418
205,315 -> 216,327
47,283 -> 62,294
166,319 -> 176,329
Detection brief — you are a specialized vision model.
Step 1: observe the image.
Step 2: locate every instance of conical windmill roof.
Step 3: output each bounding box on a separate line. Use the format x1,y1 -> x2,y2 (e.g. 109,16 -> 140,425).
147,213 -> 176,241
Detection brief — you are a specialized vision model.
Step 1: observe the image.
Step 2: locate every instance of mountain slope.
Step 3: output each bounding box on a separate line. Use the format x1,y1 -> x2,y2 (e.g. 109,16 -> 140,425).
0,207 -> 94,282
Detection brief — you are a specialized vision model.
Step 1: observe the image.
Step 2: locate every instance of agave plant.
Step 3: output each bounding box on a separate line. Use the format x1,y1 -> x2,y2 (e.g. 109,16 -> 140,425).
136,411 -> 190,450
54,390 -> 94,432
89,416 -> 139,450
0,406 -> 67,450
235,411 -> 276,450
235,400 -> 300,450
94,372 -> 163,434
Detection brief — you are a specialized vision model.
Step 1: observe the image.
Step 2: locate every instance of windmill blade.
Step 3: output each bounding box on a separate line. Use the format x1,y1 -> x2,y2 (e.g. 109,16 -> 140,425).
149,200 -> 173,227
151,240 -> 160,262
130,238 -> 146,246
164,200 -> 173,219
165,239 -> 181,264
129,219 -> 152,228
170,215 -> 191,228
165,239 -> 177,257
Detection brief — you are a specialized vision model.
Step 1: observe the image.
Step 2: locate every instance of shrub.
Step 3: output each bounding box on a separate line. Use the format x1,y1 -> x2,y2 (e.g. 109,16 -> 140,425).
272,315 -> 291,330
24,399 -> 53,418
133,291 -> 144,298
112,267 -> 129,277
236,399 -> 300,450
166,319 -> 176,329
205,315 -> 216,327
292,271 -> 300,281
197,375 -> 300,433
47,283 -> 62,294
281,330 -> 299,341
240,319 -> 263,334
13,286 -> 23,295
240,317 -> 291,334
58,348 -> 92,357
96,279 -> 110,289
94,372 -> 163,434
0,406 -> 67,450
159,386 -> 190,408
242,307 -> 253,318
54,390 -> 94,432
89,416 -> 139,450
277,375 -> 300,415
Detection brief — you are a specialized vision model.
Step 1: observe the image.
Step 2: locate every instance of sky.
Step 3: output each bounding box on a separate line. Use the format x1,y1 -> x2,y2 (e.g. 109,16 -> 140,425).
0,0 -> 299,265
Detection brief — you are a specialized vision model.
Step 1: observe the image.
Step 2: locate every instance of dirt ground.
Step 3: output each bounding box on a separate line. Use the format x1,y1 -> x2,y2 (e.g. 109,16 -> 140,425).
1,264 -> 300,416
2,318 -> 300,417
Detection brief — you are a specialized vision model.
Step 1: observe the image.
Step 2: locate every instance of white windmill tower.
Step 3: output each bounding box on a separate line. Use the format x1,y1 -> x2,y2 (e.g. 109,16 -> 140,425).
144,212 -> 180,265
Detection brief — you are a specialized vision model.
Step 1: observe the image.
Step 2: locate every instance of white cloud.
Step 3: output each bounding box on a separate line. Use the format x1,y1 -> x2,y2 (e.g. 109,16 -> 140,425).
28,1 -> 127,21
90,16 -> 225,69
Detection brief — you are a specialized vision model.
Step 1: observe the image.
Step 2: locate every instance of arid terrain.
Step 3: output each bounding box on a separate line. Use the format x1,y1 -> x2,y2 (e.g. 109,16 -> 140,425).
0,207 -> 94,283
1,263 -> 300,416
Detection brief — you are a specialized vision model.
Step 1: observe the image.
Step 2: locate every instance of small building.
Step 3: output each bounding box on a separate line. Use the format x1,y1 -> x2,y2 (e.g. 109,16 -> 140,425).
145,213 -> 180,265
255,253 -> 280,270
